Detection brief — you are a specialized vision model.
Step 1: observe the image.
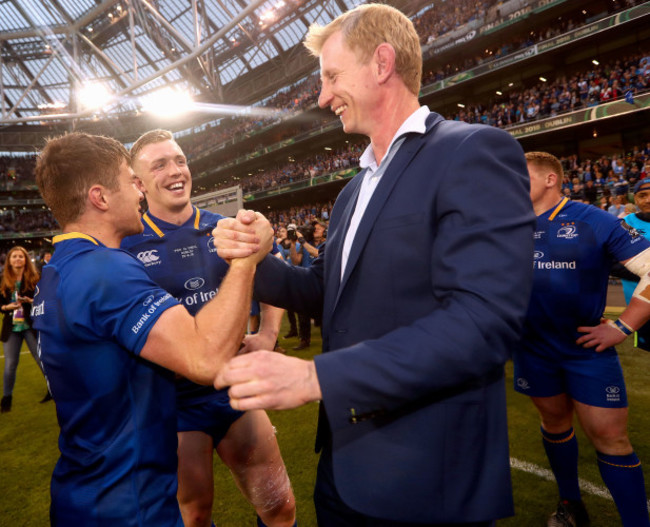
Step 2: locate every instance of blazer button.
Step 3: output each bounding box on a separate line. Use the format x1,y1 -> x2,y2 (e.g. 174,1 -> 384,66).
335,328 -> 347,333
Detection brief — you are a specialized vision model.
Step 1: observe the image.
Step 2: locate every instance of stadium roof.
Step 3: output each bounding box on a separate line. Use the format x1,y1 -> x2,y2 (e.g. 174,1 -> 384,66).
0,0 -> 428,126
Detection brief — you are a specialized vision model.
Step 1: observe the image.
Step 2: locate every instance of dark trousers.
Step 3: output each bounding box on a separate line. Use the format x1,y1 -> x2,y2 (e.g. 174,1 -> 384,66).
298,312 -> 311,343
286,310 -> 297,332
314,446 -> 496,527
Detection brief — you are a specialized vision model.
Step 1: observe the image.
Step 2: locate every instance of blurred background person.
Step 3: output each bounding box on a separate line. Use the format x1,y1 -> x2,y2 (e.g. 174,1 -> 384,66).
0,246 -> 49,412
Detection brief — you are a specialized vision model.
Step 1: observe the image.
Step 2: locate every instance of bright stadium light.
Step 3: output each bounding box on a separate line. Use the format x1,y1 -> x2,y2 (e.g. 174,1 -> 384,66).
140,88 -> 194,117
77,83 -> 113,110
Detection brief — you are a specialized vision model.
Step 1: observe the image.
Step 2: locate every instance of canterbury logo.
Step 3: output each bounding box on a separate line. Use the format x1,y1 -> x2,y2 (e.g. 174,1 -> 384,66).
137,250 -> 160,264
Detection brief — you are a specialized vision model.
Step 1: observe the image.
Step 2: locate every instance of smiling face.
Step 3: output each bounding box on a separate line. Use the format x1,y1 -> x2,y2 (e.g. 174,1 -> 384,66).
317,31 -> 376,137
132,139 -> 192,219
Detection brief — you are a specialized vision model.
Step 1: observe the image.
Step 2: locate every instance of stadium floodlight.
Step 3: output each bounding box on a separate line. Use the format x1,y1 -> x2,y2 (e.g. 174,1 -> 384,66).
77,83 -> 113,111
539,76 -> 547,82
457,103 -> 465,108
140,88 -> 194,118
592,59 -> 600,65
496,90 -> 503,96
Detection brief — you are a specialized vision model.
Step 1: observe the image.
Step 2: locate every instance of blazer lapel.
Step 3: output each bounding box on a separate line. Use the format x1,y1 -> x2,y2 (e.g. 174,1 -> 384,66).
323,171 -> 365,315
333,114 -> 443,310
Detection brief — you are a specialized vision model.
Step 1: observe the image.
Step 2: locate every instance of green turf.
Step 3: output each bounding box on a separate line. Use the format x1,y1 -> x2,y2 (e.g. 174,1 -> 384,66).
1,316 -> 648,526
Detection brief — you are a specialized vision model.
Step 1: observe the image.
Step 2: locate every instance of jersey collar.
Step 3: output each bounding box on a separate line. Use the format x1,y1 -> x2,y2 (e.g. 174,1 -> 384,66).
53,232 -> 100,246
548,197 -> 569,221
143,206 -> 201,238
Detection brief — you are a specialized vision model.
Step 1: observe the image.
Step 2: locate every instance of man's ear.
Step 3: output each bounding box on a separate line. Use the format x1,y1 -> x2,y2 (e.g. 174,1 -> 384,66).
134,177 -> 146,194
88,185 -> 110,211
547,172 -> 558,189
374,43 -> 396,85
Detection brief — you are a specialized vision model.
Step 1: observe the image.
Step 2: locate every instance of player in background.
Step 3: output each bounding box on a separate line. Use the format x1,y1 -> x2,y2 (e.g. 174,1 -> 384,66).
619,179 -> 650,350
514,151 -> 650,527
122,130 -> 296,527
32,132 -> 271,526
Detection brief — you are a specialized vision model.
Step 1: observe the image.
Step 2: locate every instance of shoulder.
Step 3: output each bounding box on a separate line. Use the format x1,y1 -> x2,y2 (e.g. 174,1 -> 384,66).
64,246 -> 144,282
198,209 -> 225,229
424,118 -> 523,162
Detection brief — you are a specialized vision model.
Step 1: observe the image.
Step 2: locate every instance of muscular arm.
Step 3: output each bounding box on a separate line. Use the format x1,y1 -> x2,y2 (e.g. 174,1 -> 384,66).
578,248 -> 650,351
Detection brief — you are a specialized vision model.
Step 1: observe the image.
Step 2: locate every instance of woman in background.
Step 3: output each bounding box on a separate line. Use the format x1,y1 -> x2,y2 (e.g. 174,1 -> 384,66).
0,246 -> 49,412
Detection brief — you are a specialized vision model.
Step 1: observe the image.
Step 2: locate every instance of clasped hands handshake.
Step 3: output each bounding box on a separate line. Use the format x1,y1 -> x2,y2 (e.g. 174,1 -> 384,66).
211,210 -> 323,411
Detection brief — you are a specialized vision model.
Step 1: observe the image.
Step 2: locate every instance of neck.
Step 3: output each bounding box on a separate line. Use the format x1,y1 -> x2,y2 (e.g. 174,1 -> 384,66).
148,202 -> 194,226
63,221 -> 121,249
369,93 -> 420,166
534,191 -> 565,216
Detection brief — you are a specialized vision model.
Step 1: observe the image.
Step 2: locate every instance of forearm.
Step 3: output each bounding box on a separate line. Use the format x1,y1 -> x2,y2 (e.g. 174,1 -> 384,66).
617,297 -> 650,331
191,259 -> 256,372
258,302 -> 283,341
301,241 -> 319,258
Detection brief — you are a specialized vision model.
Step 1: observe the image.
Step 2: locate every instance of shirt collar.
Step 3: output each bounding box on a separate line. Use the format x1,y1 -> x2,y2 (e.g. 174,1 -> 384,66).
359,105 -> 430,170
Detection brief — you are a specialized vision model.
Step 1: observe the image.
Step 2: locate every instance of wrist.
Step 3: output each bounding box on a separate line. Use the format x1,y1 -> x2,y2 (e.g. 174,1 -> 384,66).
608,318 -> 634,336
229,258 -> 257,273
306,361 -> 322,402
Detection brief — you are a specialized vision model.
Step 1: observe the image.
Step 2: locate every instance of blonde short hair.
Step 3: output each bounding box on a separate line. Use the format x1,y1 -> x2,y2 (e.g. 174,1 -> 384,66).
525,151 -> 564,192
130,129 -> 175,163
304,3 -> 422,95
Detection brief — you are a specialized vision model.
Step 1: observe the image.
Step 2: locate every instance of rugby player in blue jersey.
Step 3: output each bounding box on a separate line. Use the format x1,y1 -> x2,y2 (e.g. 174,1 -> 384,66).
515,151 -> 650,527
32,132 -> 272,526
122,130 -> 296,527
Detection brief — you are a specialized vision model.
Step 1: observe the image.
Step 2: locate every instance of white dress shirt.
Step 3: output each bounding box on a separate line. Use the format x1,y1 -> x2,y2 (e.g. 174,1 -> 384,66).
340,105 -> 430,280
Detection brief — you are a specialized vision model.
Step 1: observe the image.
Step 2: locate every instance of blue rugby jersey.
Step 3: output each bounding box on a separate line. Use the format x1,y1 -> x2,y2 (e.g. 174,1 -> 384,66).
122,207 -> 231,405
521,198 -> 650,359
32,233 -> 182,526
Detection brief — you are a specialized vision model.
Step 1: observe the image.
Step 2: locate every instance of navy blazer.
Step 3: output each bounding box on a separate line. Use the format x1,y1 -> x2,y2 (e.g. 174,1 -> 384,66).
254,112 -> 535,523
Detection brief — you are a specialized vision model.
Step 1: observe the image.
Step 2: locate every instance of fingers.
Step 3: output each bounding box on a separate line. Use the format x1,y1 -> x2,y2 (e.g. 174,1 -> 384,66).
236,209 -> 257,224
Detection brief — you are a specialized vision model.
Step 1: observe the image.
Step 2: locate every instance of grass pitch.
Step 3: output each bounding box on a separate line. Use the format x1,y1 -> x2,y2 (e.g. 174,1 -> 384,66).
1,316 -> 647,526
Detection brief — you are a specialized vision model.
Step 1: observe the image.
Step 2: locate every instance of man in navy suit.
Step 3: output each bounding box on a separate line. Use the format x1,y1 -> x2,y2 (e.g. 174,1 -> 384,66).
214,4 -> 535,526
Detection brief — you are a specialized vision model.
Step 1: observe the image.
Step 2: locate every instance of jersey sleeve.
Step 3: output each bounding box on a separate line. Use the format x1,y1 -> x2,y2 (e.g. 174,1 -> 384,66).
603,213 -> 650,263
63,248 -> 179,355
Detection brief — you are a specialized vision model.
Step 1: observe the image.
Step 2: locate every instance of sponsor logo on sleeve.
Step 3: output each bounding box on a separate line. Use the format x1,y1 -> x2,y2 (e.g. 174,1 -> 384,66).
131,293 -> 172,334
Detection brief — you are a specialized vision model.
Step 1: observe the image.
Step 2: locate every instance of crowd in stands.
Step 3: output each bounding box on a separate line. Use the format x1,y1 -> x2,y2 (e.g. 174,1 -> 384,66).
414,0 -> 494,46
446,52 -> 650,127
0,209 -> 58,236
0,155 -> 38,190
179,0 -> 648,169
267,202 -> 334,232
235,142 -> 365,195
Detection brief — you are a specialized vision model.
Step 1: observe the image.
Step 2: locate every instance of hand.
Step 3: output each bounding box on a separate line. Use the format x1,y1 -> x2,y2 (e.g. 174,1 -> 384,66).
576,319 -> 627,352
3,302 -> 19,311
215,350 -> 322,410
246,212 -> 273,265
212,209 -> 261,260
239,330 -> 277,355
